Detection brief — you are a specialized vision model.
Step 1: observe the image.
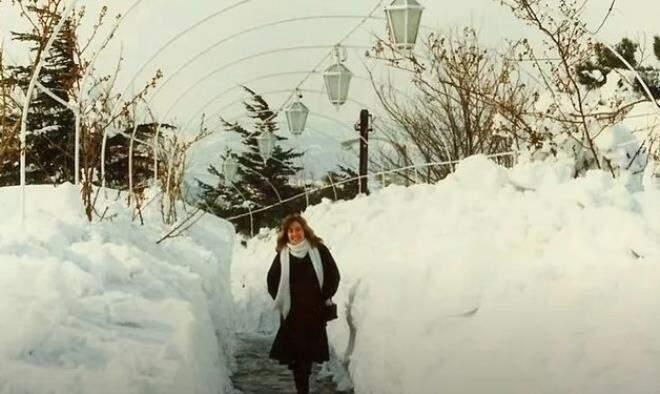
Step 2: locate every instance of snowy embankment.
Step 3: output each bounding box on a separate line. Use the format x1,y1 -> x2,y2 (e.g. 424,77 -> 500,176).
232,155 -> 660,394
0,185 -> 236,394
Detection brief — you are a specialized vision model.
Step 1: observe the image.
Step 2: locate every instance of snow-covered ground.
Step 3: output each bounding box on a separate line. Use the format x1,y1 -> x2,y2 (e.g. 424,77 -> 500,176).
232,154 -> 660,394
0,185 -> 236,394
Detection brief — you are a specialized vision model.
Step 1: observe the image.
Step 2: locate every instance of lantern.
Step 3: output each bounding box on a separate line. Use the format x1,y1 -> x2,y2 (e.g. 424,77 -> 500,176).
285,91 -> 309,135
323,45 -> 353,108
385,0 -> 424,51
257,132 -> 277,163
222,153 -> 239,185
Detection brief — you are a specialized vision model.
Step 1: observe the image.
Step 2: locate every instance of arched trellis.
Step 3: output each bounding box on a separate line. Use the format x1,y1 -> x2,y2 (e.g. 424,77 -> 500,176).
22,1 -> 659,228
121,0 -> 399,195
105,13 -> 370,190
178,70 -> 415,133
100,0 -> 256,191
151,14 -> 411,102
117,0 -> 388,202
73,0 -> 145,185
208,88 -> 377,129
113,44 -> 373,197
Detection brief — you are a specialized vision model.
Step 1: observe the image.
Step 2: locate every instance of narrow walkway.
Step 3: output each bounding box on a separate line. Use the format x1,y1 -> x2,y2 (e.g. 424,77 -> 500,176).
232,332 -> 351,394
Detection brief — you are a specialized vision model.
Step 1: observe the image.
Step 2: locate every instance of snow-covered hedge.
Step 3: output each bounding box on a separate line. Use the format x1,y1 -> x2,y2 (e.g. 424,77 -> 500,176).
232,155 -> 660,394
0,185 -> 236,394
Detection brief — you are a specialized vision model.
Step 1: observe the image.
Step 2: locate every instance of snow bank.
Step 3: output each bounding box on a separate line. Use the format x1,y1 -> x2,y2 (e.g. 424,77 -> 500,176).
232,155 -> 660,394
0,184 -> 236,394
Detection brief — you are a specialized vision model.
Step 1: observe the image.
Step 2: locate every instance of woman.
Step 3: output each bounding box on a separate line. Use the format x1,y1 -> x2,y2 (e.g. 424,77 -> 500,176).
267,213 -> 340,394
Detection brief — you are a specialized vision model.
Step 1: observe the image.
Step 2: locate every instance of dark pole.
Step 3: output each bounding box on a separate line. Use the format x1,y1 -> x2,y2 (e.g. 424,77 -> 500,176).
358,109 -> 369,195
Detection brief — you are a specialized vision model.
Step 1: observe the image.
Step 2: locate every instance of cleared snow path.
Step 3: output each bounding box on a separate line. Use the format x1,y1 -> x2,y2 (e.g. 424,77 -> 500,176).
232,332 -> 350,394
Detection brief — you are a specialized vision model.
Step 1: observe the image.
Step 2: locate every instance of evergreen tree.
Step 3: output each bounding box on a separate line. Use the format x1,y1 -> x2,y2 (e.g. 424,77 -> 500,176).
578,36 -> 660,98
317,165 -> 360,202
103,122 -> 173,192
0,51 -> 21,186
197,87 -> 307,235
4,4 -> 80,185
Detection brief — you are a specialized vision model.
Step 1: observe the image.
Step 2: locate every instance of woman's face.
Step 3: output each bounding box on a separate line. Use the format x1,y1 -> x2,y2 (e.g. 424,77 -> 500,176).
287,221 -> 305,245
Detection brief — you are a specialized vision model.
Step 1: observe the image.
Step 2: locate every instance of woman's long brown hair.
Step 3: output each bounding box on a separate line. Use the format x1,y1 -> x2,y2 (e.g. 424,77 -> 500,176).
275,213 -> 323,252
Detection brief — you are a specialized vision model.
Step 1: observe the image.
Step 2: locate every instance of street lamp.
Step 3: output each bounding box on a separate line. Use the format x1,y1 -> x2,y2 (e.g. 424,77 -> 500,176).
257,131 -> 277,163
323,45 -> 353,108
385,0 -> 424,52
222,152 -> 239,185
285,90 -> 309,135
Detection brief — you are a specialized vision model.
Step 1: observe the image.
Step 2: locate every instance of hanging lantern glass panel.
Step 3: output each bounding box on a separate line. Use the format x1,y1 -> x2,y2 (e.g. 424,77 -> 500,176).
385,0 -> 424,51
222,154 -> 239,185
257,132 -> 277,162
285,100 -> 309,135
323,63 -> 353,107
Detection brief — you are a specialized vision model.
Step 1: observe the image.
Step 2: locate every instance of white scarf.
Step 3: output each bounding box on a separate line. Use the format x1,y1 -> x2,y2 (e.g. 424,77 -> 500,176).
273,239 -> 324,319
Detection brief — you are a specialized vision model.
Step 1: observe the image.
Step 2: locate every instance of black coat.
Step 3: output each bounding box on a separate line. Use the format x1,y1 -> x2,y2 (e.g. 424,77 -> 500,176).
267,243 -> 340,366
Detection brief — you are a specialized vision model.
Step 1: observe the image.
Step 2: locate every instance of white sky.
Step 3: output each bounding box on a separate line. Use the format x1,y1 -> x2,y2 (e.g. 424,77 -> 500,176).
1,0 -> 659,178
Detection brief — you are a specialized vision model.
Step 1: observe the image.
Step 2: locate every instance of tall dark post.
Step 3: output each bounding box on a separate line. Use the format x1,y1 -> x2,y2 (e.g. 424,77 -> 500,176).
358,109 -> 369,195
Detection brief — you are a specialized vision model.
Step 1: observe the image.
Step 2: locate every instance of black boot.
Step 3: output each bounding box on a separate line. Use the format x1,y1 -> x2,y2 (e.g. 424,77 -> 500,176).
293,362 -> 311,394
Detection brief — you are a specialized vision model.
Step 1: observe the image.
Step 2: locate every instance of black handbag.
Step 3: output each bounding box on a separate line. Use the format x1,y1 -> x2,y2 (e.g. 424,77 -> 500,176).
323,302 -> 338,322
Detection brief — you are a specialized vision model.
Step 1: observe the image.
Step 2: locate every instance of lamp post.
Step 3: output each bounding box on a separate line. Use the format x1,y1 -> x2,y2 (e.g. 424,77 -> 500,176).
353,109 -> 373,195
384,0 -> 424,52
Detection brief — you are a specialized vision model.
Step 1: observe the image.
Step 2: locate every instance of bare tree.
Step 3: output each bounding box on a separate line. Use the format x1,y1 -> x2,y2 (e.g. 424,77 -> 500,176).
498,0 -> 657,178
158,116 -> 213,225
3,1 -> 163,221
367,27 -> 533,183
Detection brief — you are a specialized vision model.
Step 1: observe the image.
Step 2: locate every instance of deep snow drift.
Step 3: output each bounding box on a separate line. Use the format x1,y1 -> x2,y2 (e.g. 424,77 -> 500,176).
0,185 -> 236,394
232,155 -> 660,394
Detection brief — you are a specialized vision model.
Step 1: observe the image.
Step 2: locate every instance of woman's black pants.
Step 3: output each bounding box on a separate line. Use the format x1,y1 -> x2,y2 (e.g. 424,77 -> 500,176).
292,361 -> 312,394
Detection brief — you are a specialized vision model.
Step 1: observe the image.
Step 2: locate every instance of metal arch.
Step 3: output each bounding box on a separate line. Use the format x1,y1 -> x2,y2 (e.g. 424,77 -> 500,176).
149,14 -> 438,104
117,44 -> 373,193
75,0 -> 145,185
123,1 -> 430,196
207,88 -> 376,128
115,11 -> 387,188
152,15 -> 385,102
228,181 -> 255,237
217,108 -> 369,146
221,109 -> 356,135
326,173 -> 339,201
114,1 -> 432,202
266,156 -> 310,209
237,164 -> 283,203
106,0 -> 253,119
162,44 -> 371,121
180,70 -> 417,133
101,0 -> 254,190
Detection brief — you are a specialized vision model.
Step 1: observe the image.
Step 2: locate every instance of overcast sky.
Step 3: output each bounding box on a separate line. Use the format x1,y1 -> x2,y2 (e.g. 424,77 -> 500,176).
2,0 -> 659,178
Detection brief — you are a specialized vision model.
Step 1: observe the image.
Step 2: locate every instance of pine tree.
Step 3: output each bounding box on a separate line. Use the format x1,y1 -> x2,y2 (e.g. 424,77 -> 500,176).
320,165 -> 360,201
197,87 -> 307,235
577,37 -> 660,98
0,50 -> 21,186
5,4 -> 80,185
103,122 -> 173,192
